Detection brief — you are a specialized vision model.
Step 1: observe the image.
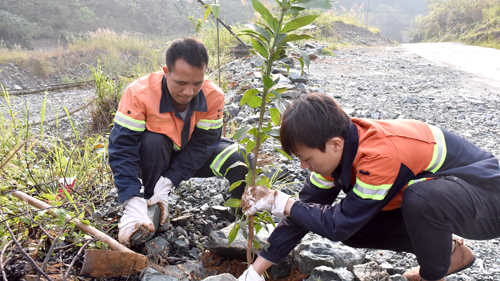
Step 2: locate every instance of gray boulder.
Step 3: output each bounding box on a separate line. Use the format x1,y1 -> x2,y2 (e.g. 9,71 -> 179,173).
352,261 -> 391,281
306,266 -> 355,281
292,237 -> 364,275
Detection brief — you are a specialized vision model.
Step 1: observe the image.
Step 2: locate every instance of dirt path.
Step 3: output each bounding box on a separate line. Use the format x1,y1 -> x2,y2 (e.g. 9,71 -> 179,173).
308,45 -> 500,156
401,42 -> 500,90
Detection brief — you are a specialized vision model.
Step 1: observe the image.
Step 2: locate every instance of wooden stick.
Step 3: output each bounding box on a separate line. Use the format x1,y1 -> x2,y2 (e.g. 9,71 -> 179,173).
11,191 -> 133,253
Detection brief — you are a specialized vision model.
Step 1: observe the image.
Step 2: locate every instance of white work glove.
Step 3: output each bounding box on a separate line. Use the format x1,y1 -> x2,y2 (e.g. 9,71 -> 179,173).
241,185 -> 291,218
118,197 -> 155,246
238,264 -> 265,281
147,176 -> 173,226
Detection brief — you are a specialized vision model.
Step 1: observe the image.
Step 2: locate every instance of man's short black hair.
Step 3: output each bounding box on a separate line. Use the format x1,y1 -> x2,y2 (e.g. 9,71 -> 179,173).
280,93 -> 351,155
166,37 -> 209,71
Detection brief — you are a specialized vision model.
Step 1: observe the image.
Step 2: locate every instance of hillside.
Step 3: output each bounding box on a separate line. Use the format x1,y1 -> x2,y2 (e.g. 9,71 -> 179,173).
407,0 -> 500,49
0,0 -> 253,49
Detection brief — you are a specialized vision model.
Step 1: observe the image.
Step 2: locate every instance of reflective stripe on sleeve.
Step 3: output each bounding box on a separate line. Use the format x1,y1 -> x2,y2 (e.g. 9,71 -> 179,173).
309,172 -> 334,189
210,144 -> 239,177
173,143 -> 180,151
408,178 -> 428,186
425,125 -> 447,173
196,118 -> 223,130
114,112 -> 146,132
353,178 -> 392,200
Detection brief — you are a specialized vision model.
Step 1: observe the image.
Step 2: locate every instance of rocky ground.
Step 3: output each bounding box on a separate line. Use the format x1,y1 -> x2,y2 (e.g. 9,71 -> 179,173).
2,24 -> 500,281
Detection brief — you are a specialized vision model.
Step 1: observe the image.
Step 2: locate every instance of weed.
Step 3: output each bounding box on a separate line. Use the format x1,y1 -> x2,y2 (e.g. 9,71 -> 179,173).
61,76 -> 75,84
88,59 -> 125,133
321,47 -> 335,56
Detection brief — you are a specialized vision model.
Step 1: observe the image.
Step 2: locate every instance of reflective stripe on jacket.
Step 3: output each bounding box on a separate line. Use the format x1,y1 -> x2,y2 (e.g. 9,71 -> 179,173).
260,118 -> 500,264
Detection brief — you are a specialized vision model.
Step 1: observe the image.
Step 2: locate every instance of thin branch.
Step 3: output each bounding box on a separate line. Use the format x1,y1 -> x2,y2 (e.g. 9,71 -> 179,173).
0,210 -> 53,281
63,239 -> 92,281
0,240 -> 13,281
36,210 -> 84,281
0,201 -> 71,225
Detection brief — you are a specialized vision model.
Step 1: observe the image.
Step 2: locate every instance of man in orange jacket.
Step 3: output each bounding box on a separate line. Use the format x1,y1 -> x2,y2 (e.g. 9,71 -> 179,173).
239,93 -> 500,281
108,38 -> 252,246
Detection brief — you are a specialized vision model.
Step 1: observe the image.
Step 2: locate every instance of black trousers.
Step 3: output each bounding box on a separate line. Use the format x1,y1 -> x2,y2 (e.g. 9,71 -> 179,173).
138,130 -> 253,200
342,176 -> 500,280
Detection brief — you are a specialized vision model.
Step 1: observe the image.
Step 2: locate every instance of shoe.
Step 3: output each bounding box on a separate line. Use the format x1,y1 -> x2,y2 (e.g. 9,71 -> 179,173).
403,239 -> 475,281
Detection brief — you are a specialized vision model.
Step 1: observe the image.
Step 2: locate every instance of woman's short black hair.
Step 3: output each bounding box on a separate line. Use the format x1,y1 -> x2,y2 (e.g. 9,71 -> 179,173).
166,37 -> 209,71
280,93 -> 351,155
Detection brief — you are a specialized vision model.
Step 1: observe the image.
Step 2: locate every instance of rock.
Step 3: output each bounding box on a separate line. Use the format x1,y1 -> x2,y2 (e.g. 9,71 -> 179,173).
269,256 -> 293,279
230,44 -> 252,58
165,261 -> 207,280
271,73 -> 289,84
292,237 -> 364,275
131,204 -> 161,246
306,266 -> 355,281
352,261 -> 390,281
288,70 -> 308,83
174,237 -> 190,253
211,206 -> 236,221
201,273 -> 237,281
205,223 -> 275,259
389,274 -> 408,281
308,53 -> 318,60
141,268 -> 179,281
145,236 -> 170,257
296,82 -> 306,90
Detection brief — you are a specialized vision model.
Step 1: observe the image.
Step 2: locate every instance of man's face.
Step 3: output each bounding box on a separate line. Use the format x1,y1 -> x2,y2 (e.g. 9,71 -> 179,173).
163,58 -> 206,107
294,137 -> 344,178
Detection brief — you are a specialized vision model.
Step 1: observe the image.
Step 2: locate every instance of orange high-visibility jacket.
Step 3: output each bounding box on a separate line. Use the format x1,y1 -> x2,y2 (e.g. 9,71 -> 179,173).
260,118 -> 500,264
108,71 -> 224,203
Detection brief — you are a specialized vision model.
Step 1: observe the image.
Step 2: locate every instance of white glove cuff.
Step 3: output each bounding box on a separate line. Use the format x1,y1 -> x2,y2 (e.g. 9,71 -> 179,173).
271,191 -> 291,218
123,196 -> 147,210
248,264 -> 264,280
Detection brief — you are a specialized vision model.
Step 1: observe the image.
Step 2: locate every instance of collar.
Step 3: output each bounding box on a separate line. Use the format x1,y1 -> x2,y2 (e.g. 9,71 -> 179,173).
331,121 -> 359,189
159,75 -> 208,114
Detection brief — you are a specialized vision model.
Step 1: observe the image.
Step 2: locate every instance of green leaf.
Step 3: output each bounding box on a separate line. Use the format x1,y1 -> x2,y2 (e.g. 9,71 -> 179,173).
257,239 -> 271,252
292,0 -> 333,10
259,135 -> 270,144
240,89 -> 259,106
251,0 -> 275,30
246,140 -> 256,155
227,223 -> 240,246
243,23 -> 272,42
263,75 -> 273,89
55,209 -> 66,224
225,198 -> 241,208
247,128 -> 258,138
270,108 -> 281,126
281,15 -> 319,33
204,6 -> 212,20
242,224 -> 248,239
251,38 -> 269,59
247,96 -> 262,108
229,180 -> 244,192
81,219 -> 90,225
255,176 -> 270,188
279,34 -> 313,46
211,4 -> 220,19
233,124 -> 252,141
284,6 -> 305,16
275,147 -> 292,161
267,128 -> 281,141
252,240 -> 261,250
